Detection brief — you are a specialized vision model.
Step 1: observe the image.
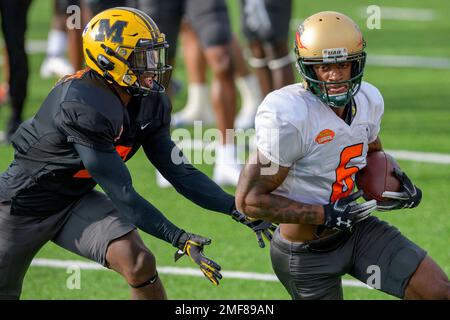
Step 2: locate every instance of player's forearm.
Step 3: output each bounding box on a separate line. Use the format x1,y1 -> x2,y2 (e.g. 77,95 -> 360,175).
74,143 -> 184,247
236,155 -> 324,225
172,169 -> 236,215
143,133 -> 235,215
107,184 -> 184,247
239,192 -> 324,225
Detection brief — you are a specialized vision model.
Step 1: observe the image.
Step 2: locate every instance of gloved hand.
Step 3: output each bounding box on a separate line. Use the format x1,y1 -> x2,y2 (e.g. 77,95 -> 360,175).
231,210 -> 277,248
377,168 -> 422,211
174,232 -> 222,285
323,190 -> 377,231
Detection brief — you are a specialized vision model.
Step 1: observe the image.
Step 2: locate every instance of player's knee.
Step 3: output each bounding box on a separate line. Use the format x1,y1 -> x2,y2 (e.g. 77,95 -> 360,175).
436,279 -> 450,300
444,282 -> 450,300
267,54 -> 294,71
123,249 -> 157,287
207,48 -> 233,76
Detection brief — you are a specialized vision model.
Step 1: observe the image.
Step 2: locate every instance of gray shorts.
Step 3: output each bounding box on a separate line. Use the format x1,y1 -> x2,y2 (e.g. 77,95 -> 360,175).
240,0 -> 292,44
270,216 -> 427,300
0,190 -> 135,299
137,0 -> 231,59
83,0 -> 128,15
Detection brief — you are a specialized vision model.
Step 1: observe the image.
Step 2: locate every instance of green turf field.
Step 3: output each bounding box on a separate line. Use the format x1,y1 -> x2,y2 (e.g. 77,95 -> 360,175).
0,0 -> 449,300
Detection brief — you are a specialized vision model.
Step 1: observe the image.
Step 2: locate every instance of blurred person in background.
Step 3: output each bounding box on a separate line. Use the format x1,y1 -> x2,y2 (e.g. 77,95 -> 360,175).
83,0 -> 128,17
240,0 -> 295,97
0,0 -> 33,142
0,49 -> 9,105
40,0 -> 84,79
137,0 -> 243,186
172,21 -> 262,131
156,21 -> 262,188
40,0 -> 130,81
170,20 -> 215,128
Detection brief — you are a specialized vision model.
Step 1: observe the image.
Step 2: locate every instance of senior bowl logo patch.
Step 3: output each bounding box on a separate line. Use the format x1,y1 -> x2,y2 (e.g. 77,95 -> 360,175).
315,129 -> 335,144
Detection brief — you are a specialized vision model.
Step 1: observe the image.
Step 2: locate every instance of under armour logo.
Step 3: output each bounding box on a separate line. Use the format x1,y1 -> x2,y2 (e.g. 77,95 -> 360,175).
336,217 -> 352,228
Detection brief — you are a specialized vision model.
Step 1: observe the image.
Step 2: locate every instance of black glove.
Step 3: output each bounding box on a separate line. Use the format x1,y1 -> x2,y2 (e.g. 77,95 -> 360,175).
377,168 -> 422,211
231,210 -> 278,248
174,232 -> 222,286
323,190 -> 377,231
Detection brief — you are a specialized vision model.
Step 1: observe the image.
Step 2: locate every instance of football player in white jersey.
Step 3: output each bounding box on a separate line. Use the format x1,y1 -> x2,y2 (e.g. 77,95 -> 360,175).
236,11 -> 450,300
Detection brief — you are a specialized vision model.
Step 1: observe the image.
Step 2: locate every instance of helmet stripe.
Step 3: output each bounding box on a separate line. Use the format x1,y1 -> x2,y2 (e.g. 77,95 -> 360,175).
118,7 -> 157,34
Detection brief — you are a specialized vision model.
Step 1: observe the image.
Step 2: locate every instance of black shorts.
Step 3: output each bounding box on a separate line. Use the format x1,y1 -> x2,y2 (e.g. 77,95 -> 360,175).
240,0 -> 292,44
0,190 -> 135,299
137,0 -> 231,59
270,216 -> 427,300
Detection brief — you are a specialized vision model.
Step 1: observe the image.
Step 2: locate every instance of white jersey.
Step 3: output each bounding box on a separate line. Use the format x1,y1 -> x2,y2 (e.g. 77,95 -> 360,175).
255,81 -> 384,205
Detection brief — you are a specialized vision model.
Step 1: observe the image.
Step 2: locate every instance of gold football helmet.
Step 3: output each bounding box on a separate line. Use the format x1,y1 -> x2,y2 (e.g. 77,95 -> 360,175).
294,11 -> 366,107
82,7 -> 171,94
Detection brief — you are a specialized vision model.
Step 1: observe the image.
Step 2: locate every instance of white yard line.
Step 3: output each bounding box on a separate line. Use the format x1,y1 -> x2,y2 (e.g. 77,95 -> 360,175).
385,150 -> 450,165
360,6 -> 436,22
289,9 -> 449,71
0,134 -> 449,165
292,7 -> 436,28
3,37 -> 447,70
173,139 -> 450,165
31,258 -> 372,289
1,133 -> 447,165
367,55 -> 450,70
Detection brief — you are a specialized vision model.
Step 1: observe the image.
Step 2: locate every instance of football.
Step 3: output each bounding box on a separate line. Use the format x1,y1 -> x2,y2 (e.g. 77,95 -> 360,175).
355,151 -> 402,201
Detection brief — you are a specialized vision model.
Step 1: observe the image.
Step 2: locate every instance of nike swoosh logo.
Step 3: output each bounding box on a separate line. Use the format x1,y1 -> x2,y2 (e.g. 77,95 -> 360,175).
141,122 -> 151,130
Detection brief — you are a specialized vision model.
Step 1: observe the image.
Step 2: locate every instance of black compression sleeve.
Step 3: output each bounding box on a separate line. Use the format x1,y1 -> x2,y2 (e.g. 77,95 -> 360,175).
73,143 -> 184,247
143,128 -> 235,215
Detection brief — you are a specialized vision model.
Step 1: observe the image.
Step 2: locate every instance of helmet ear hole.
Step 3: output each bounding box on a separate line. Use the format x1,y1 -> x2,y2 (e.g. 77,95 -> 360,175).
97,54 -> 114,71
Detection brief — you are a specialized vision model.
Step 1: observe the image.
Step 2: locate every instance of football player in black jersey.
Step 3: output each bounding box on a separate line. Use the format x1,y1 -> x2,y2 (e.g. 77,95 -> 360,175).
0,7 -> 275,300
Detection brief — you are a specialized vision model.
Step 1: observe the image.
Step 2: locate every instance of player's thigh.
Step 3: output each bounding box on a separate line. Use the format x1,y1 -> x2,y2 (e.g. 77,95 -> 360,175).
270,228 -> 345,300
186,0 -> 231,49
51,190 -> 135,267
0,202 -> 70,298
349,216 -> 427,299
404,255 -> 450,299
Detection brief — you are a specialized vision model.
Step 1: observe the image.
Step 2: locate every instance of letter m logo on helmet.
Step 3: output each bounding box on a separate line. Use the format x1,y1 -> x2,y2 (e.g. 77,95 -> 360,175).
83,7 -> 172,94
95,19 -> 128,43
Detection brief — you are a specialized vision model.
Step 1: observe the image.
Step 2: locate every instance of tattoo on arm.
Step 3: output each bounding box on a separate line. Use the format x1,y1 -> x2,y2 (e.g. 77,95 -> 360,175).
236,151 -> 324,225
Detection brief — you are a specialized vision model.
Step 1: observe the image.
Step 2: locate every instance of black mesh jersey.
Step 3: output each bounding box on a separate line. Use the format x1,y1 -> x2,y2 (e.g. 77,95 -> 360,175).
0,69 -> 172,216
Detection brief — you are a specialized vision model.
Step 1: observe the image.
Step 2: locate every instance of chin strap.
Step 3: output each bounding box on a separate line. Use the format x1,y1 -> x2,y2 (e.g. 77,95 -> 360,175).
129,80 -> 165,96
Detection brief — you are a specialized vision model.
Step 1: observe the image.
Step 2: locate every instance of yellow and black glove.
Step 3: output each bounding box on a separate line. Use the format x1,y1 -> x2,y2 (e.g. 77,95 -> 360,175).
174,232 -> 222,286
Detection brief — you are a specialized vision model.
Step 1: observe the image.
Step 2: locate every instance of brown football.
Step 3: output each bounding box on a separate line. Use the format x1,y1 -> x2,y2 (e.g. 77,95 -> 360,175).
355,151 -> 402,201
